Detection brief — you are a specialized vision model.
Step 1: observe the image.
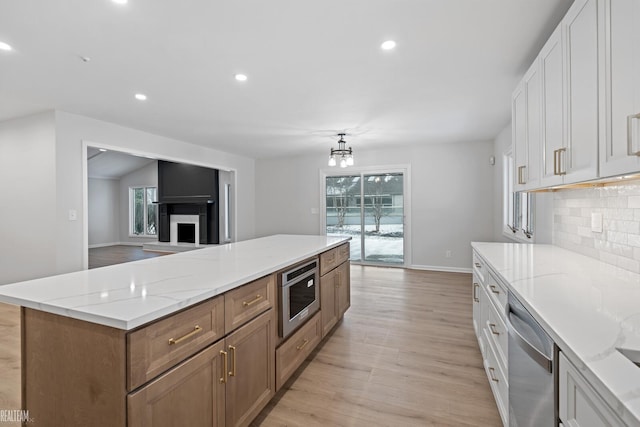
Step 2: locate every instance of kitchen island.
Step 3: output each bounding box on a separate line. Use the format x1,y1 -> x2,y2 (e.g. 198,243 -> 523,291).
473,242 -> 640,427
0,234 -> 351,427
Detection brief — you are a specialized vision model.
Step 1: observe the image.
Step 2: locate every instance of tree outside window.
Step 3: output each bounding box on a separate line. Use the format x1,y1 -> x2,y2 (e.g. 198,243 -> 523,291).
130,186 -> 157,236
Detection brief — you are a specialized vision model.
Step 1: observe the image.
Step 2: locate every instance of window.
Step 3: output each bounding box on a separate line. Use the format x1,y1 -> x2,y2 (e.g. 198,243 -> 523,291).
130,186 -> 157,236
503,151 -> 534,240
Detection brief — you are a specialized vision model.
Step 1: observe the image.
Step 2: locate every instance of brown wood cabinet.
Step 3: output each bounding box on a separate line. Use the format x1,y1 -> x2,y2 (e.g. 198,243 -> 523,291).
275,311 -> 322,390
128,340 -> 226,427
224,309 -> 275,427
319,243 -> 350,338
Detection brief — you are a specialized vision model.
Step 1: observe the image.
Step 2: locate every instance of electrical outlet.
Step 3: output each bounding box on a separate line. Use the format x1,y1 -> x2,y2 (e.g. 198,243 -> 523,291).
445,250 -> 452,258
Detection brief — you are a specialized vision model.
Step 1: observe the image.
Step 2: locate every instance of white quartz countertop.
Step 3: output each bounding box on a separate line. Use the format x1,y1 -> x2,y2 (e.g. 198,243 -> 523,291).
472,242 -> 640,426
0,235 -> 350,330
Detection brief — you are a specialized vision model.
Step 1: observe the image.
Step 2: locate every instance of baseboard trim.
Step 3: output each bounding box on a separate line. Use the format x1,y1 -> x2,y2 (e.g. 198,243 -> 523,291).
88,242 -> 146,249
409,264 -> 472,274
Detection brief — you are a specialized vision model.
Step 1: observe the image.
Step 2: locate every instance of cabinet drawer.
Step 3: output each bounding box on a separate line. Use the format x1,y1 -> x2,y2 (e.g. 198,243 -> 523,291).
485,301 -> 508,374
320,243 -> 350,276
275,311 -> 322,391
484,330 -> 509,427
225,274 -> 275,334
485,271 -> 507,314
472,252 -> 486,284
128,296 -> 225,391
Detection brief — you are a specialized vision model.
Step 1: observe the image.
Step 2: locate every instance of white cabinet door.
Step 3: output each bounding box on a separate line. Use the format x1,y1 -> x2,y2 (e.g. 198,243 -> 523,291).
513,82 -> 528,191
600,0 -> 640,177
524,60 -> 542,190
540,25 -> 566,187
563,0 -> 600,184
559,352 -> 625,427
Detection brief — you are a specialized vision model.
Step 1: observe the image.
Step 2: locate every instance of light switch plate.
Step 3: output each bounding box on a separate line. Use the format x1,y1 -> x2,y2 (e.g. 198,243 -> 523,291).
591,212 -> 603,233
68,209 -> 77,221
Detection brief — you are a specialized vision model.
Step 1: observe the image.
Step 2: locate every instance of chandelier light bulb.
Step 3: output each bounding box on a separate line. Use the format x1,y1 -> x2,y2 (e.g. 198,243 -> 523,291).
339,157 -> 348,168
328,155 -> 337,167
346,155 -> 354,166
328,133 -> 354,167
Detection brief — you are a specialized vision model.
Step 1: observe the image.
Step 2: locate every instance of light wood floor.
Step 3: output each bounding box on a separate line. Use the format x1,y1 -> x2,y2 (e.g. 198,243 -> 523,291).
252,266 -> 501,426
0,266 -> 500,427
89,245 -> 167,269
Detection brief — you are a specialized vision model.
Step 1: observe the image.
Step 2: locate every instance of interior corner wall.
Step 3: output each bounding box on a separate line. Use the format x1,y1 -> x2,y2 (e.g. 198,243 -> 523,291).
54,110 -> 256,274
0,111 -> 57,285
88,178 -> 120,247
255,140 -> 496,270
118,161 -> 158,244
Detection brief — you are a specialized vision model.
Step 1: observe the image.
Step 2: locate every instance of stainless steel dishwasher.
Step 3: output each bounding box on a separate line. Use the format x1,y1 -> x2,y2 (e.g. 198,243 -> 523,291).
506,292 -> 557,426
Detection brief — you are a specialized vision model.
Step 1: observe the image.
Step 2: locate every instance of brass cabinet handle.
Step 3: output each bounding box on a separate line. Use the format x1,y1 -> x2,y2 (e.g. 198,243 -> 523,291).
517,165 -> 526,184
628,113 -> 640,156
220,350 -> 228,384
489,367 -> 499,382
229,345 -> 236,377
489,323 -> 500,336
489,285 -> 500,295
554,148 -> 567,175
168,325 -> 202,345
296,339 -> 309,351
242,294 -> 263,307
473,283 -> 479,303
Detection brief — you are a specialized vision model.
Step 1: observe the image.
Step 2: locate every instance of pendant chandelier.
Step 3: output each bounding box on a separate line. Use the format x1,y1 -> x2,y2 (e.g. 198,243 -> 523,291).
328,133 -> 354,168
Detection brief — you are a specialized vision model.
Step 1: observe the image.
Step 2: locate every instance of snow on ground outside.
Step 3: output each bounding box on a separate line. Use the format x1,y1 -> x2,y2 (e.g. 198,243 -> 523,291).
327,224 -> 403,264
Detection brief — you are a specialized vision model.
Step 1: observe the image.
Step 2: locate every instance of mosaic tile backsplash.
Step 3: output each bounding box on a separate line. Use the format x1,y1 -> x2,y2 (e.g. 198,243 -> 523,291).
553,179 -> 640,274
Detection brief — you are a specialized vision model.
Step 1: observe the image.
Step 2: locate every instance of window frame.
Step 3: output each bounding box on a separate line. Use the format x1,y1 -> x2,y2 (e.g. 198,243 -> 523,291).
129,186 -> 158,237
503,150 -> 535,242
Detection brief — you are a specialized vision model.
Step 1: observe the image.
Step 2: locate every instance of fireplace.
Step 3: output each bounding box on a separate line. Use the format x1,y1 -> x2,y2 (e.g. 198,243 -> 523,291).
157,160 -> 219,244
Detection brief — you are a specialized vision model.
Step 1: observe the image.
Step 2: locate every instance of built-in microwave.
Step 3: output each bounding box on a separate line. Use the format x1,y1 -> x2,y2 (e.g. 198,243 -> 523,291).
279,258 -> 320,338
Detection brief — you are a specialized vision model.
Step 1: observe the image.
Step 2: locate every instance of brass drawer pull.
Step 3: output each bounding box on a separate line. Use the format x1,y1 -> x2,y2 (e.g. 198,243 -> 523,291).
474,262 -> 481,268
489,323 -> 500,335
489,367 -> 499,382
229,345 -> 237,377
473,283 -> 479,303
296,339 -> 309,351
243,294 -> 263,307
628,113 -> 640,156
168,325 -> 202,345
490,285 -> 500,295
220,350 -> 228,384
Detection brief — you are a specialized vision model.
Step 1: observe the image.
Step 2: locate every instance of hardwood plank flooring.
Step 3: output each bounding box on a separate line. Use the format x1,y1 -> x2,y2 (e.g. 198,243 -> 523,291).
252,266 -> 501,426
0,266 -> 500,426
89,245 -> 167,269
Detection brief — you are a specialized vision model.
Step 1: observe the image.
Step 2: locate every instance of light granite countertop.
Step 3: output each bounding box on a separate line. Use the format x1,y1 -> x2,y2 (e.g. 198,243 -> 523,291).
472,242 -> 640,427
0,235 -> 350,330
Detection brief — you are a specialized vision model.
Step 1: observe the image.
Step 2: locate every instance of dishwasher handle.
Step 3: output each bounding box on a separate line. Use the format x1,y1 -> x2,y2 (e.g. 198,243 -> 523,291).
506,304 -> 553,373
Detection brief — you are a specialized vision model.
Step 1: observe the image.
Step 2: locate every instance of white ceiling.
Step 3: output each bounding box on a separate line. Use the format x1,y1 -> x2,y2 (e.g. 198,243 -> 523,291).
0,0 -> 573,160
87,147 -> 155,179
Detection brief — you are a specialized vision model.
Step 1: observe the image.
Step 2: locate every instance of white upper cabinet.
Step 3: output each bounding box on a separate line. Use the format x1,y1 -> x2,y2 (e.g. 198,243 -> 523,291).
600,0 -> 640,177
540,25 -> 565,187
563,0 -> 600,184
513,61 -> 542,191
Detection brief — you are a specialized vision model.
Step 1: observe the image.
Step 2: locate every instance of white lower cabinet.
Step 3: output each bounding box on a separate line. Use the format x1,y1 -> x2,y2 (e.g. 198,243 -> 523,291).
559,352 -> 625,427
472,253 -> 509,426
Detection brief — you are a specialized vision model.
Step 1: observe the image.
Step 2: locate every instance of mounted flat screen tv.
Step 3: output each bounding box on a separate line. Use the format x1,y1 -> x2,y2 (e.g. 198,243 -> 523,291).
158,160 -> 219,203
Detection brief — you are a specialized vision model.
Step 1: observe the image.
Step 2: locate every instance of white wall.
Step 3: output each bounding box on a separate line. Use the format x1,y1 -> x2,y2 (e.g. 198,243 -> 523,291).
0,112 -> 57,284
255,140 -> 496,271
88,178 -> 120,247
118,161 -> 157,244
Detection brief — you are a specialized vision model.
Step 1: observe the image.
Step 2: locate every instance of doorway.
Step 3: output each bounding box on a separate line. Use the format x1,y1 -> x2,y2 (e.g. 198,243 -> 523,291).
323,169 -> 408,266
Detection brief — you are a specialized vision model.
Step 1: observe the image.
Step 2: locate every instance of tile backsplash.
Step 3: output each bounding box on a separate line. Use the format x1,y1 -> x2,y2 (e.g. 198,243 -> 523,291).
553,179 -> 640,273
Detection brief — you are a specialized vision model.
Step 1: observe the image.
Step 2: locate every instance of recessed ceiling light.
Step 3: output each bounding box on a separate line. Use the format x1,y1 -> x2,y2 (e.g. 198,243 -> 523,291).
235,74 -> 248,82
381,40 -> 396,50
134,93 -> 147,101
112,0 -> 128,4
0,41 -> 13,52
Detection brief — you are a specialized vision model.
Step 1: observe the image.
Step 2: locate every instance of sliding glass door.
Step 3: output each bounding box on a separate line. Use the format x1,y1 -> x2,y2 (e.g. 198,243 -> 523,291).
325,172 -> 405,266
